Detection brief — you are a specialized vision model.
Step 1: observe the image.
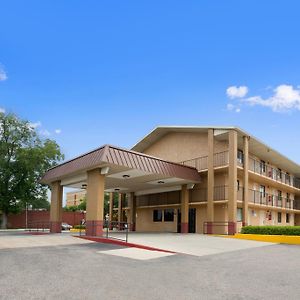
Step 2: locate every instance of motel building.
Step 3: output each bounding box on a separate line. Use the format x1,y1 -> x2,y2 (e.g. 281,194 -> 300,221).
41,126 -> 300,236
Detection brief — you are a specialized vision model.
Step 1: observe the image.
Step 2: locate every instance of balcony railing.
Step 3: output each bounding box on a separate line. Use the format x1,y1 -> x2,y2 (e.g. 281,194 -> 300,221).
248,189 -> 294,209
248,157 -> 300,189
182,151 -> 229,171
190,186 -> 244,203
137,193 -> 180,207
182,155 -> 208,171
181,152 -> 300,190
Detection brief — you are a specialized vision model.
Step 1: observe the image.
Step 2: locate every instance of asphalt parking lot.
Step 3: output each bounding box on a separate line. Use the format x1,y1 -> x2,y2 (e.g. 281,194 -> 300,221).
1,231 -> 300,300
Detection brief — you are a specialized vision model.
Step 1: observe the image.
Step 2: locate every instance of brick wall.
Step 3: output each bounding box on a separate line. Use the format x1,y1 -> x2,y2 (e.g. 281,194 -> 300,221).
7,210 -> 86,229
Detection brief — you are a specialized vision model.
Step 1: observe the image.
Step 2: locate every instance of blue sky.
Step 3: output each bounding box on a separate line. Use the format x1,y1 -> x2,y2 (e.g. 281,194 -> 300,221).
1,1 -> 300,163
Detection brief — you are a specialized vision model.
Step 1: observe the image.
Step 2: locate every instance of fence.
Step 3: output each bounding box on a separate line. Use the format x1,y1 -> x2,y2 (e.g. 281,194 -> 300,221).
79,221 -> 129,242
203,221 -> 243,235
27,220 -> 50,232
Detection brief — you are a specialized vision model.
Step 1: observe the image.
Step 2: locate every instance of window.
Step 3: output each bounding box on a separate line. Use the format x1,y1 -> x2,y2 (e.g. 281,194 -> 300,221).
237,150 -> 244,165
277,190 -> 282,206
237,208 -> 243,222
286,173 -> 290,185
153,210 -> 162,222
259,185 -> 266,203
277,168 -> 282,180
278,212 -> 282,223
260,160 -> 266,173
164,209 -> 174,222
237,180 -> 240,191
259,185 -> 266,197
286,213 -> 290,223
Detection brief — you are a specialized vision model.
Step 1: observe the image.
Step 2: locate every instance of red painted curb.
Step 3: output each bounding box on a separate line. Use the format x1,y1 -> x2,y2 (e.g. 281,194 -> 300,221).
74,236 -> 176,254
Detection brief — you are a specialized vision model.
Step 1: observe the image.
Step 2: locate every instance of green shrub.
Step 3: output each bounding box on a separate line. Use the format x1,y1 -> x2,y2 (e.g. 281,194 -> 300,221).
74,225 -> 86,229
241,226 -> 300,236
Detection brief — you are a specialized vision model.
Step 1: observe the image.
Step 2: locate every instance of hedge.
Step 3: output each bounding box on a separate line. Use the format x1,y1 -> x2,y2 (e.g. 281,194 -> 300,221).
74,225 -> 86,229
241,226 -> 300,236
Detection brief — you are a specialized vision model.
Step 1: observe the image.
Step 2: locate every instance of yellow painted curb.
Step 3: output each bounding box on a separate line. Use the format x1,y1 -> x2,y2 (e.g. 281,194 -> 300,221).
233,233 -> 300,245
70,229 -> 85,233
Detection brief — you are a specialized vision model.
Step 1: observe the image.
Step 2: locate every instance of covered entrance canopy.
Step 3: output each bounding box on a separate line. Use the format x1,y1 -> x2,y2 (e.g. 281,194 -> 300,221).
41,145 -> 201,235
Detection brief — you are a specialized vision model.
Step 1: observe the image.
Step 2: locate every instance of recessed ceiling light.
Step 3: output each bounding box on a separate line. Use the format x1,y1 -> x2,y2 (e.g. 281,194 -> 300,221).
157,181 -> 165,184
122,174 -> 130,178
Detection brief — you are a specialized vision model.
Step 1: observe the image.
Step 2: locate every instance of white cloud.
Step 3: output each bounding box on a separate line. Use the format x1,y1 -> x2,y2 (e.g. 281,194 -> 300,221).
226,103 -> 241,113
226,86 -> 248,99
28,121 -> 42,129
0,107 -> 5,113
244,84 -> 300,112
0,66 -> 7,81
39,129 -> 51,137
54,129 -> 61,134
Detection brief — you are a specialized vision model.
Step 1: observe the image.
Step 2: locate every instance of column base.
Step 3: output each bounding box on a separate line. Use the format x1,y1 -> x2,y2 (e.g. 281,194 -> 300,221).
86,220 -> 103,236
206,222 -> 213,234
130,223 -> 136,231
181,222 -> 188,233
50,221 -> 62,233
228,222 -> 236,235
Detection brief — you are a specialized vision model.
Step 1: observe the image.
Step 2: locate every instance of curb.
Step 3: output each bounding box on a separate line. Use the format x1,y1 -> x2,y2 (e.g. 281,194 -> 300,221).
74,236 -> 176,253
233,233 -> 300,245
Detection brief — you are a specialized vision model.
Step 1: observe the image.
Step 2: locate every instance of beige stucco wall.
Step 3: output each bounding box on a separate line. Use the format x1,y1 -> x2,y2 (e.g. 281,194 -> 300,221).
136,207 -> 178,232
195,206 -> 206,233
248,207 -> 295,226
142,132 -> 228,162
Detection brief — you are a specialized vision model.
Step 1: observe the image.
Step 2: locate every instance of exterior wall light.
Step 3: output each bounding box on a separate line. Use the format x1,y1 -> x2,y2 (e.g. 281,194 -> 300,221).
157,181 -> 165,184
82,184 -> 87,189
122,174 -> 130,178
114,188 -> 120,191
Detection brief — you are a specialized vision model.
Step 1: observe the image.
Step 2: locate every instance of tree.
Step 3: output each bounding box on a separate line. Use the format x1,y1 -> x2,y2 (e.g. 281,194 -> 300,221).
0,112 -> 64,228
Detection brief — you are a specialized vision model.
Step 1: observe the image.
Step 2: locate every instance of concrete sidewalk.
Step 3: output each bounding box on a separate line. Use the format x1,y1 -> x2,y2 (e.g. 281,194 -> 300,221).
107,232 -> 274,256
0,231 -> 94,250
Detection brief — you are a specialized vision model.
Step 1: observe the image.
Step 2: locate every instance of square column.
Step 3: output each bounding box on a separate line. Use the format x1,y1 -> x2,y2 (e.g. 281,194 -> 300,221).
109,192 -> 114,229
50,181 -> 63,233
128,192 -> 137,231
181,184 -> 189,233
243,136 -> 250,226
207,128 -> 214,234
228,130 -> 238,235
118,193 -> 123,224
86,169 -> 105,236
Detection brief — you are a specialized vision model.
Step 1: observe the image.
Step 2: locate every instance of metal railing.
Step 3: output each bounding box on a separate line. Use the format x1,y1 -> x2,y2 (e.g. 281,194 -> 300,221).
190,186 -> 243,202
189,187 -> 207,203
79,221 -> 129,242
203,221 -> 243,235
248,189 -> 294,209
181,152 -> 300,190
181,155 -> 208,170
249,157 -> 300,189
137,194 -> 180,207
181,151 -> 230,171
214,151 -> 229,168
27,221 -> 50,232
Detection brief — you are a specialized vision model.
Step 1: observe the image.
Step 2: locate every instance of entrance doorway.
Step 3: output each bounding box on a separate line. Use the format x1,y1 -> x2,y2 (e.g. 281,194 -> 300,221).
177,208 -> 196,233
189,208 -> 196,233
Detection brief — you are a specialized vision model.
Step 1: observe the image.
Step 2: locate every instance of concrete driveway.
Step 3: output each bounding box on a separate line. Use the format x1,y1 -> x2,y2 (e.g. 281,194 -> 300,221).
1,231 -> 300,300
107,232 -> 273,256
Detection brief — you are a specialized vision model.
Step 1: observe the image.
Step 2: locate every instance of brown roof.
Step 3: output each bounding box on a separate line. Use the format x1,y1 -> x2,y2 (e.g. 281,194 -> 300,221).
41,144 -> 201,184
